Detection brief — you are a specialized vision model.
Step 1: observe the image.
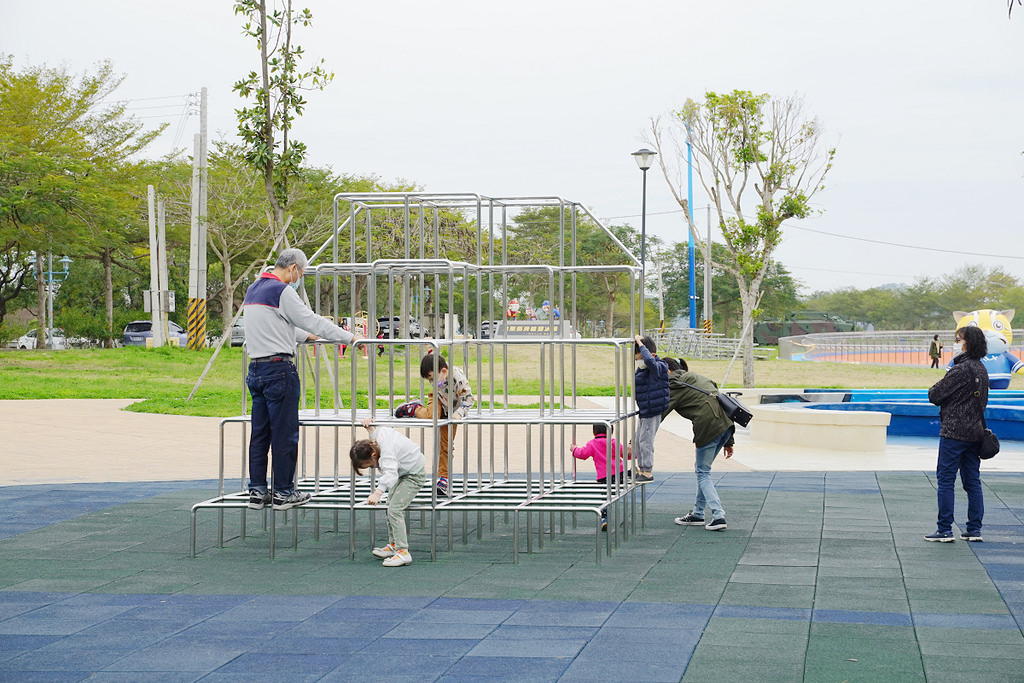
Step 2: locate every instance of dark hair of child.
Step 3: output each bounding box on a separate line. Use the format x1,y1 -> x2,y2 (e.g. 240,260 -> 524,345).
419,352 -> 449,379
349,439 -> 380,475
634,335 -> 657,355
592,423 -> 611,437
677,357 -> 688,371
664,357 -> 681,372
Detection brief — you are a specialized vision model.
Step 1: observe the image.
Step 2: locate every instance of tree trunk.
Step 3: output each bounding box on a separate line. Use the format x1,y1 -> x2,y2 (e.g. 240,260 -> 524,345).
35,252 -> 46,350
739,289 -> 757,387
103,247 -> 114,348
221,256 -> 235,332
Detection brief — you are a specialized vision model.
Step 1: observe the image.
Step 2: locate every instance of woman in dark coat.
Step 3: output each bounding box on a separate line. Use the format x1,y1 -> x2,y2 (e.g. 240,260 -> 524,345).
925,325 -> 988,542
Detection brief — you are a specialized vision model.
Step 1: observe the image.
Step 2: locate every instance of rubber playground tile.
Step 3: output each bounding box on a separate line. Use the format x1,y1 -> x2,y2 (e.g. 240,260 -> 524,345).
440,654 -> 572,680
682,656 -> 804,683
702,616 -> 810,636
922,657 -> 1024,682
717,582 -> 816,609
728,565 -> 818,585
603,601 -> 714,629
812,609 -> 912,627
915,625 -> 1024,644
319,654 -> 461,682
467,636 -> 588,658
562,656 -> 688,683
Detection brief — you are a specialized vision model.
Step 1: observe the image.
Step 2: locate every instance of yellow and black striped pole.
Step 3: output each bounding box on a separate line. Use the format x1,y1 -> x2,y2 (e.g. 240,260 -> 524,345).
187,297 -> 207,349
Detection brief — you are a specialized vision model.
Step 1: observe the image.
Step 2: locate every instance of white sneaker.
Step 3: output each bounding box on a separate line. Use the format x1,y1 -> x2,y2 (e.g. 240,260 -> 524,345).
372,542 -> 396,558
382,549 -> 412,567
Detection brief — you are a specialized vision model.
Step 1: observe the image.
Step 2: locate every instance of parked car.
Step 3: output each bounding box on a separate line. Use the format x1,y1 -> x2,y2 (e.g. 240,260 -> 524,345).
122,320 -> 189,347
230,318 -> 245,347
8,327 -> 66,350
376,316 -> 423,339
479,320 -> 504,339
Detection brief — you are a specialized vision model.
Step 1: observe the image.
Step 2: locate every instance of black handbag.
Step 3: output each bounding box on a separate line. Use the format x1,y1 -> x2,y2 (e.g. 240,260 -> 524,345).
679,381 -> 753,427
980,416 -> 999,460
975,373 -> 998,459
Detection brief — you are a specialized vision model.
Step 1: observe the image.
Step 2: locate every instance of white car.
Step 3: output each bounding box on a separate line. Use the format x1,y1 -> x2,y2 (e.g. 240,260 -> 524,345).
11,328 -> 67,350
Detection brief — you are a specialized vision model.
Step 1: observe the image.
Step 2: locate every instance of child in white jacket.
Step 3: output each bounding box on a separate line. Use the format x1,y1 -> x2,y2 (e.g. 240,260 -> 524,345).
349,418 -> 427,566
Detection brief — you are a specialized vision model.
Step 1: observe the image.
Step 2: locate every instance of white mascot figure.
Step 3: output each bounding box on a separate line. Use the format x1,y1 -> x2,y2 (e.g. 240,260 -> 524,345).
949,309 -> 1024,390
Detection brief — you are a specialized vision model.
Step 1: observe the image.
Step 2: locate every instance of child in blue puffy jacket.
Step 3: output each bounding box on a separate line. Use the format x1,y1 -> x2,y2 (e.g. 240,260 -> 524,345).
633,334 -> 670,482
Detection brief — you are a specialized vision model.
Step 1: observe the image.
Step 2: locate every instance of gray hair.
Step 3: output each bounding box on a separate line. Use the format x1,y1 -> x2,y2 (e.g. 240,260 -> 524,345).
275,248 -> 308,272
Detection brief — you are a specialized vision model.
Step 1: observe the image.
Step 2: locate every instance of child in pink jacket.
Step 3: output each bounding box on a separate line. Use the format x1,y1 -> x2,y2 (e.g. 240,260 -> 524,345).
571,424 -> 625,530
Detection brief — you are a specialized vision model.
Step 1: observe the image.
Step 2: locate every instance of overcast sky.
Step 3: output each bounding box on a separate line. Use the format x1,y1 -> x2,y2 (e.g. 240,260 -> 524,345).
3,1 -> 1023,295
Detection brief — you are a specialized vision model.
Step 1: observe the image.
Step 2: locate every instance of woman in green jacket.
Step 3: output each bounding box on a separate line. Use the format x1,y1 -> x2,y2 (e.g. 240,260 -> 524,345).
663,357 -> 734,531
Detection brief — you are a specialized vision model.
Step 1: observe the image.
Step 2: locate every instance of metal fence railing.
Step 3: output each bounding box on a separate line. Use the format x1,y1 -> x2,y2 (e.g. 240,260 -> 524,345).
779,329 -> 1024,365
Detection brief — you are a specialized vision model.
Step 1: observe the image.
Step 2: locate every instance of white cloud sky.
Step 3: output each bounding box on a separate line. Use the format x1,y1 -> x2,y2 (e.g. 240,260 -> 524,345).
3,0 -> 1023,295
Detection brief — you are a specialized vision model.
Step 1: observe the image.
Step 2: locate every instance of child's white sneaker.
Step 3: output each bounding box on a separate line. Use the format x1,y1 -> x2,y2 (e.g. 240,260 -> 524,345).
372,542 -> 396,558
382,548 -> 412,567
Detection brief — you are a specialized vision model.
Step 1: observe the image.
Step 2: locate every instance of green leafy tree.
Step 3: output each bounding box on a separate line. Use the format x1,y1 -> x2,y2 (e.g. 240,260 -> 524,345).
0,56 -> 163,344
232,0 -> 333,250
649,90 -> 835,385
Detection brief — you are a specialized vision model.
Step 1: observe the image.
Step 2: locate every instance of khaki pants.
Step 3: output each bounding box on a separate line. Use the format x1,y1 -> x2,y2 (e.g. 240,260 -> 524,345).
387,467 -> 427,550
413,393 -> 457,480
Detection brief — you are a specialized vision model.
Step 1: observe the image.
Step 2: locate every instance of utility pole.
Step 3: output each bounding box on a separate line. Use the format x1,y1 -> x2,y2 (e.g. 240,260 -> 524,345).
146,186 -> 164,347
157,198 -> 171,344
187,87 -> 209,349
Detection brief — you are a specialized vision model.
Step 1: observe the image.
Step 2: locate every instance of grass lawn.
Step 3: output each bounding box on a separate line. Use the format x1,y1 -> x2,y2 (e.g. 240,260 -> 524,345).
2,343 -> 1020,417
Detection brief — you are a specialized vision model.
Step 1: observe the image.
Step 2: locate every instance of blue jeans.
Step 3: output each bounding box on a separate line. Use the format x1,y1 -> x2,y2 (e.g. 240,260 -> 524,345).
936,437 -> 984,535
246,360 -> 301,496
692,426 -> 734,520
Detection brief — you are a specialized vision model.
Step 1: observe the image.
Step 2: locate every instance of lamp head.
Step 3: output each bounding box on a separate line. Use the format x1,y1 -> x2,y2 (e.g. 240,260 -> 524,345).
631,148 -> 657,171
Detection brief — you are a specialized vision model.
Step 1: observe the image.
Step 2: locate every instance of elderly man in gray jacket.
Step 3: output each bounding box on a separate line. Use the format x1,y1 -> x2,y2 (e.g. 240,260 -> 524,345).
242,248 -> 355,511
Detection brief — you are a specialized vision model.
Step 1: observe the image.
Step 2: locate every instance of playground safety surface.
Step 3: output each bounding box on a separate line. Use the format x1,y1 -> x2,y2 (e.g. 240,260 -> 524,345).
2,400 -> 1023,681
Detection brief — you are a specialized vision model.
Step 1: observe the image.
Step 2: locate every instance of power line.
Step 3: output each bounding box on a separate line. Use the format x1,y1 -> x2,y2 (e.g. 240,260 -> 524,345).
601,207 -> 1024,261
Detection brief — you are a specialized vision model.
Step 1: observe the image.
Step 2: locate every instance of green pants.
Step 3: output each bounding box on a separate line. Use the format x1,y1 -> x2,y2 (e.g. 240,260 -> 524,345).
388,467 -> 427,550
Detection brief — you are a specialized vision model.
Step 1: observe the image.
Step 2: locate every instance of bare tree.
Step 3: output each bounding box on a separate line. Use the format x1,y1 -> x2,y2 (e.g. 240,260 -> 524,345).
649,90 -> 835,386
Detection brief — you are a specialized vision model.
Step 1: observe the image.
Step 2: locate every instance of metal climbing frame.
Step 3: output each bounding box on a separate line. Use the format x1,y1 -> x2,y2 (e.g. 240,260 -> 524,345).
190,193 -> 646,563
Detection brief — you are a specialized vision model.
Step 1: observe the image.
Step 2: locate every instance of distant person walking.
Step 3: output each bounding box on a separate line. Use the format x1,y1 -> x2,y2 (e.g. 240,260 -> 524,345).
929,334 -> 943,369
925,325 -> 988,543
242,248 -> 356,511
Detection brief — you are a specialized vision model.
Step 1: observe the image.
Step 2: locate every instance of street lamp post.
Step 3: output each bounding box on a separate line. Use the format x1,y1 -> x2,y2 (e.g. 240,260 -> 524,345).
32,253 -> 72,349
632,148 -> 657,335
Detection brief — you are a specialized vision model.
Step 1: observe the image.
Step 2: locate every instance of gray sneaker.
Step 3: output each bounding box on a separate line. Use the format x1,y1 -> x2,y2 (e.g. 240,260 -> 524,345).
248,490 -> 271,510
960,530 -> 984,542
272,490 -> 311,510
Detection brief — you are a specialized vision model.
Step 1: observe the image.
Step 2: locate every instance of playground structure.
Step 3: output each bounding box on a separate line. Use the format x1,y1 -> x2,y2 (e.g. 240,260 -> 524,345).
191,193 -> 650,563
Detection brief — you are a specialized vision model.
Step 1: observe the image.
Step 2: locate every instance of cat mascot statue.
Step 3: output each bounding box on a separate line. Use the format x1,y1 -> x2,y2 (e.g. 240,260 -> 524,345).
949,309 -> 1024,389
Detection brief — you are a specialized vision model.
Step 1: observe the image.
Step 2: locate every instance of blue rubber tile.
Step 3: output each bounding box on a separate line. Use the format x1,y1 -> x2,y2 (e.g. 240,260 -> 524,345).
561,655 -> 688,682
70,617 -> 191,647
359,637 -> 479,657
383,621 -> 497,640
0,634 -> 61,661
2,645 -> 133,672
605,602 -> 714,628
441,655 -> 571,680
488,625 -> 599,641
100,641 -> 248,673
320,653 -> 458,681
0,616 -> 105,636
429,597 -> 526,611
577,628 -> 700,659
259,635 -> 373,656
408,607 -> 514,624
0,672 -> 95,682
504,600 -> 616,627
309,606 -> 420,623
57,594 -> 169,607
468,637 -> 588,658
83,673 -> 202,682
212,652 -> 350,678
0,602 -> 45,620
284,619 -> 397,640
713,605 -> 811,621
334,594 -> 434,609
207,595 -> 340,622
913,613 -> 1020,629
19,604 -> 137,623
813,609 -> 913,627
